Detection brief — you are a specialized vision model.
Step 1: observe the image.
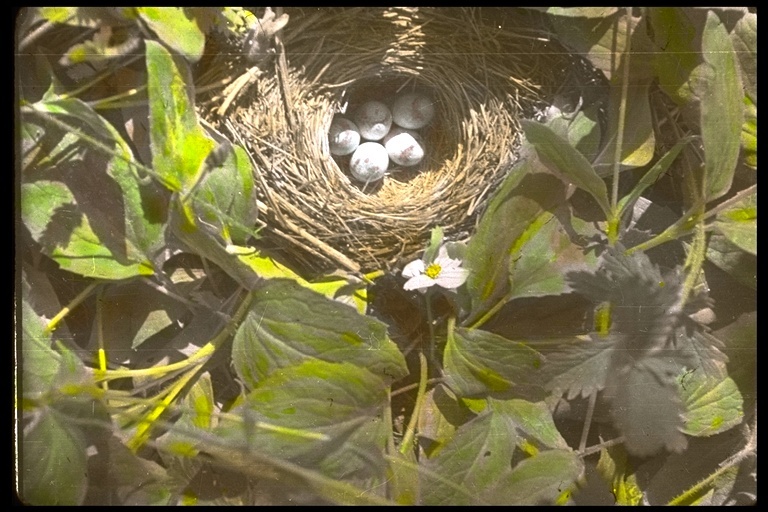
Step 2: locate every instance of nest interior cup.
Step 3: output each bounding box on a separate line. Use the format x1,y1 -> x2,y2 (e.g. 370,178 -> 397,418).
197,7 -> 573,275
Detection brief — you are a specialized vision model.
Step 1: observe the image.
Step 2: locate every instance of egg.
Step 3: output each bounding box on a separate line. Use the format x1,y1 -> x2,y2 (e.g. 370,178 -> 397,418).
354,101 -> 393,141
328,117 -> 361,156
392,92 -> 435,130
349,142 -> 389,183
383,127 -> 425,167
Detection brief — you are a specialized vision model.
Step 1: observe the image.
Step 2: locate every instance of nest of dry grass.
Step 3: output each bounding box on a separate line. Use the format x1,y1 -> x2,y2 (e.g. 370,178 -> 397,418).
197,7 -> 574,274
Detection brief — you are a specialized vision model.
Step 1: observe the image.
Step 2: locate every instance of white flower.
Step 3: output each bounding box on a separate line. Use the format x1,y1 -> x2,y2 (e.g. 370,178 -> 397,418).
402,246 -> 469,292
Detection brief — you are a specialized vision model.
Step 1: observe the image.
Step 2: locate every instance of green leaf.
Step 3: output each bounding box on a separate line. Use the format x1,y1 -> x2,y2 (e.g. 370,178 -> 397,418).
713,188 -> 756,255
741,95 -> 756,168
138,7 -> 205,63
593,80 -> 656,172
464,151 -> 568,323
156,373 -> 216,458
107,436 -> 174,505
680,370 -> 744,437
508,212 -> 598,300
21,98 -> 164,279
22,407 -> 89,505
489,398 -> 569,451
417,385 -> 474,459
481,449 -> 584,505
595,446 -> 644,505
695,11 -> 745,202
546,9 -> 654,82
420,407 -> 519,505
187,144 -> 259,247
146,39 -> 214,194
617,140 -> 688,217
648,8 -> 701,104
730,12 -> 756,103
21,298 -> 60,396
521,120 -> 611,217
443,328 -> 543,397
220,360 -> 392,480
232,279 -> 407,388
543,7 -> 619,18
705,231 -> 756,289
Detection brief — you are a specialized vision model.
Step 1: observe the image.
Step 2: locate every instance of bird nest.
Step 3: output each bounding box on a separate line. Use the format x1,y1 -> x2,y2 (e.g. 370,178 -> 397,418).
196,7 -> 575,275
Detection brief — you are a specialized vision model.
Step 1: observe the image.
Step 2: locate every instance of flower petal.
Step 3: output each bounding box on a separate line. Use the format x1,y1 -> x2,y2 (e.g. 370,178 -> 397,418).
435,267 -> 469,289
402,259 -> 426,278
403,274 -> 437,291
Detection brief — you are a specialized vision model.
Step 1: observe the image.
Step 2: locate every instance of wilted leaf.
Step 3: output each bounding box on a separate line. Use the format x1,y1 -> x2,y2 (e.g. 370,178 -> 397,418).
464,156 -> 567,324
232,279 -> 407,388
680,370 -> 743,437
522,120 -> 611,217
138,7 -> 205,63
695,11 -> 744,202
481,449 -> 584,505
22,407 -> 89,505
443,327 -> 543,397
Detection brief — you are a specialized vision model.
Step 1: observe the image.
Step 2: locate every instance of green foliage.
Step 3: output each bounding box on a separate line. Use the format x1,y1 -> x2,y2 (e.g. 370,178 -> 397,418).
16,7 -> 755,506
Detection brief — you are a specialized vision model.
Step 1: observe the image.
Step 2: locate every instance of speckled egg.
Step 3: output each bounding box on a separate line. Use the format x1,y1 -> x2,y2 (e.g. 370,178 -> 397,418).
383,127 -> 425,167
328,117 -> 361,156
349,142 -> 389,183
354,101 -> 393,141
392,92 -> 435,130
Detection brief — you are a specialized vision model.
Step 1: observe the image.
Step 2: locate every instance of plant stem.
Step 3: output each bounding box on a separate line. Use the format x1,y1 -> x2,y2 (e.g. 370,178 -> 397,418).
467,289 -> 514,330
610,8 -> 634,215
399,350 -> 428,456
44,281 -> 100,335
425,291 -> 437,365
579,392 -> 598,453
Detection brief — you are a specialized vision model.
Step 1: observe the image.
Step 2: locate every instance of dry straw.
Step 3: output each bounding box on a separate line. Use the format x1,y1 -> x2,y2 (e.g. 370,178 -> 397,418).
197,7 -> 573,275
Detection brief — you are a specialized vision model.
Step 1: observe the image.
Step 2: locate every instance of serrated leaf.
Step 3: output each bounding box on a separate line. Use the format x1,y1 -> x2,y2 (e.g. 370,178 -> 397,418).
443,327 -> 544,397
108,436 -> 173,505
138,7 -> 205,63
481,449 -> 584,505
232,279 -> 407,388
421,407 -> 519,505
543,337 -> 613,400
680,370 -> 743,437
146,39 -> 214,194
605,358 -> 688,457
22,407 -> 89,505
713,188 -> 756,255
220,360 -> 391,480
417,385 -> 474,459
522,120 -> 611,217
508,212 -> 598,300
696,11 -> 744,202
464,155 -> 567,324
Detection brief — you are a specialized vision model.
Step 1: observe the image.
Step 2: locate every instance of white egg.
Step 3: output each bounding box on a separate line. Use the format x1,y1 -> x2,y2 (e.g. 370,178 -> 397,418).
392,92 -> 435,130
354,101 -> 393,141
328,117 -> 361,156
383,127 -> 425,167
349,142 -> 389,183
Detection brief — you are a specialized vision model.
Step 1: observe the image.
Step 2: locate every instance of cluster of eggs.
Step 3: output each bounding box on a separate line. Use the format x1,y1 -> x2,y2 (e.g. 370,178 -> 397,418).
328,92 -> 436,184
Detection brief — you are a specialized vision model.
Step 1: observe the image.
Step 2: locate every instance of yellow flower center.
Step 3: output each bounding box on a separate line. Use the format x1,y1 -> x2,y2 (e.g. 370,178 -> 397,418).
425,263 -> 442,279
